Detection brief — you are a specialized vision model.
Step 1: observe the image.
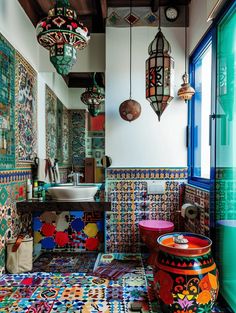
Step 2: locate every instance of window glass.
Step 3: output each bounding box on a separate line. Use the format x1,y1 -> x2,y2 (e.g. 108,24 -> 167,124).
191,42 -> 212,181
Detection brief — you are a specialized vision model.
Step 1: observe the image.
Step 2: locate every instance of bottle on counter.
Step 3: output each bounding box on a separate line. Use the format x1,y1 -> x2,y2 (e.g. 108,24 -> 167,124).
33,180 -> 38,198
26,179 -> 32,200
38,181 -> 46,201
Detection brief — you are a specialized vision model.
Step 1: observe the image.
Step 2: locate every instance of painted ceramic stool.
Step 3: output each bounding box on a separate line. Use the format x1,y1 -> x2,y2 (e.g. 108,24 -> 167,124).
153,232 -> 219,313
139,220 -> 174,265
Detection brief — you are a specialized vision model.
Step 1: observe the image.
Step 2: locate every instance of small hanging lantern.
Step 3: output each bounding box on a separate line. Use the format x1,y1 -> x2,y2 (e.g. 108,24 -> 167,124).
178,73 -> 195,102
177,11 -> 195,102
119,0 -> 141,122
146,6 -> 174,121
119,99 -> 141,121
81,74 -> 105,117
36,0 -> 90,75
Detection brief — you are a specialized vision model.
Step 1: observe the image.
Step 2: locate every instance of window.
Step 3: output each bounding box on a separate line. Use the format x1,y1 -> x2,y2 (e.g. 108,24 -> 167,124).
188,33 -> 213,189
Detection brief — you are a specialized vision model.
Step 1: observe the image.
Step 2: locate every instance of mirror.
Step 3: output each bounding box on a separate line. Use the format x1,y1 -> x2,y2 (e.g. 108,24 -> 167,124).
44,72 -> 106,184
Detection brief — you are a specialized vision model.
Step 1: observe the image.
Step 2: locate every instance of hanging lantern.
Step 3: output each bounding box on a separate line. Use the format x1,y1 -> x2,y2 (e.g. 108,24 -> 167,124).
177,12 -> 195,102
178,73 -> 195,102
36,0 -> 90,75
119,99 -> 141,121
146,29 -> 174,121
81,74 -> 105,117
119,1 -> 141,122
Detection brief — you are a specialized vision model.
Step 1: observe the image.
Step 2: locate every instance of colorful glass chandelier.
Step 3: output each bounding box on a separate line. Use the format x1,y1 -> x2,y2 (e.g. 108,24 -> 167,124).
177,16 -> 195,102
81,74 -> 105,117
36,0 -> 90,75
146,7 -> 174,121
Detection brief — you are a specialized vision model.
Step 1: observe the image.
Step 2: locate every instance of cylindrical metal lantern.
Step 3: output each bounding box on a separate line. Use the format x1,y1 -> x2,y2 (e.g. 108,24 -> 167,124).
146,30 -> 174,121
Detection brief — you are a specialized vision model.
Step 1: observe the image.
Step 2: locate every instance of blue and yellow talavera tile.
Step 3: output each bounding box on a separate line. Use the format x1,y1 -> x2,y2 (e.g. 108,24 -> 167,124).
106,167 -> 188,180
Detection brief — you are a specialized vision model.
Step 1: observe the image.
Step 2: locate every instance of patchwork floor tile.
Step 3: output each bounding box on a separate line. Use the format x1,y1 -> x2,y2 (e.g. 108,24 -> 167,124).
0,252 -> 232,313
33,252 -> 98,274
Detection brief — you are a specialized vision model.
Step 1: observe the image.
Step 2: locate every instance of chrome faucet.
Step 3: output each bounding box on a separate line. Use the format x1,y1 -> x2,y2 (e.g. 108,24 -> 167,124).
68,172 -> 84,186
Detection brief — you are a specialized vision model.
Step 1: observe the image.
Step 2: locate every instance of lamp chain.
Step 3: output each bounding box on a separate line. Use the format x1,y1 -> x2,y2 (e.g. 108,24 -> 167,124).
129,0 -> 132,99
185,8 -> 187,75
158,0 -> 161,31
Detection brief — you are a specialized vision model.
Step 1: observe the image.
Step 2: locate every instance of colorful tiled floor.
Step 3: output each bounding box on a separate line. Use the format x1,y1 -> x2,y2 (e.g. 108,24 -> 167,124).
0,253 -> 152,313
32,252 -> 98,274
0,253 -> 233,312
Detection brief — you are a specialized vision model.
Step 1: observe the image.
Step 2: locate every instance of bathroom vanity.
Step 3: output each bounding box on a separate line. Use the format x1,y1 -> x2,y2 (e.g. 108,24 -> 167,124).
16,200 -> 111,255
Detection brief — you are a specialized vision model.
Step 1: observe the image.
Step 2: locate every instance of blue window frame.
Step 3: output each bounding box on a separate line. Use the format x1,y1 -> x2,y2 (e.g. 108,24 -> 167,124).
188,31 -> 214,190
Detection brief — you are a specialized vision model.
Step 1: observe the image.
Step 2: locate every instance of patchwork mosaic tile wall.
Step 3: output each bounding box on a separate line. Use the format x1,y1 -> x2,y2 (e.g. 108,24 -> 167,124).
0,33 -> 37,273
0,34 -> 16,169
87,113 -> 105,168
69,110 -> 86,168
184,184 -> 210,237
0,169 -> 32,274
45,86 -> 70,167
15,52 -> 37,167
33,211 -> 104,257
105,168 -> 187,253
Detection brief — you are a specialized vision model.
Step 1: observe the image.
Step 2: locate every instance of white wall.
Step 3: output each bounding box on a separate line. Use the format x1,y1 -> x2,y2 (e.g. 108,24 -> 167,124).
69,89 -> 87,110
0,0 -> 38,69
189,0 -> 212,54
106,27 -> 187,167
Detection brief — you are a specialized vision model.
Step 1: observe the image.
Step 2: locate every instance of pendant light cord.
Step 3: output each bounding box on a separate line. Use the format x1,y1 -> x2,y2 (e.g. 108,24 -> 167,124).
185,7 -> 187,75
158,0 -> 161,31
129,0 -> 132,99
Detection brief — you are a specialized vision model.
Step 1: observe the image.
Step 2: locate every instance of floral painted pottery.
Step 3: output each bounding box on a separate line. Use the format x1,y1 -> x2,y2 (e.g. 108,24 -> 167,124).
153,232 -> 219,313
139,220 -> 174,265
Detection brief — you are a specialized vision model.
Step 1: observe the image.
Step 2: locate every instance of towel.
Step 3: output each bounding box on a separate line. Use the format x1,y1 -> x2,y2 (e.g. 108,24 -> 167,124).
52,159 -> 60,184
36,158 -> 50,183
47,158 -> 55,183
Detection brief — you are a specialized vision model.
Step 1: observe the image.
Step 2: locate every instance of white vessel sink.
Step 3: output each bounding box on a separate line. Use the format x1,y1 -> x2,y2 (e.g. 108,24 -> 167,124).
47,184 -> 99,201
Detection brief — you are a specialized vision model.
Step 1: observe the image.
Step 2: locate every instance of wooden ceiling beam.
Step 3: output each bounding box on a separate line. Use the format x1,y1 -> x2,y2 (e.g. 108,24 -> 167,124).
100,0 -> 108,19
18,0 -> 46,26
92,0 -> 106,33
151,0 -> 159,12
63,72 -> 105,88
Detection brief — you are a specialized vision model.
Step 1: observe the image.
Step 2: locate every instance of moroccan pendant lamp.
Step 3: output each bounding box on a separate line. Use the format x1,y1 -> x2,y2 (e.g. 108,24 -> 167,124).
81,73 -> 105,117
119,0 -> 141,122
177,10 -> 195,102
36,0 -> 90,75
146,3 -> 174,121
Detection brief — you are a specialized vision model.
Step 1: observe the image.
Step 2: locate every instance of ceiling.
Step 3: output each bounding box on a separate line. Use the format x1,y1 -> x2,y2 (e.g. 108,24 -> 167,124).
18,0 -> 191,88
19,0 -> 191,33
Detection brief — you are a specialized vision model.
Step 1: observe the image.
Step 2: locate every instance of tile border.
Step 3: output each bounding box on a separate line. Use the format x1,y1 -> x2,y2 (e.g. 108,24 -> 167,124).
106,168 -> 188,180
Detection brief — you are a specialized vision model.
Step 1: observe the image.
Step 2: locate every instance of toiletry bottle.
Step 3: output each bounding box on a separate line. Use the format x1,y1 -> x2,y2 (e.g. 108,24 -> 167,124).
33,180 -> 38,198
26,179 -> 32,200
38,182 -> 45,201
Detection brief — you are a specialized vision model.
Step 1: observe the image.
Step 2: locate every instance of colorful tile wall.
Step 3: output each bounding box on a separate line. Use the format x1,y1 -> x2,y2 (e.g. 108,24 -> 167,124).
33,211 -> 104,256
15,52 -> 37,167
69,110 -> 86,167
105,168 -> 187,253
184,184 -> 210,237
0,33 -> 16,169
45,85 -> 57,160
0,169 -> 32,274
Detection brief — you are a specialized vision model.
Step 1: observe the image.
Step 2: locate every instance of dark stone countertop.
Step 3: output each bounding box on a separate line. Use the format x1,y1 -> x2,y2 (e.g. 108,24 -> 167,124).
16,199 -> 111,213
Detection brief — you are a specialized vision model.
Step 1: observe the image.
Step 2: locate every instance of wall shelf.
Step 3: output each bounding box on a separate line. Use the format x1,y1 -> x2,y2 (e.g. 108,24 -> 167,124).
16,200 -> 111,213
